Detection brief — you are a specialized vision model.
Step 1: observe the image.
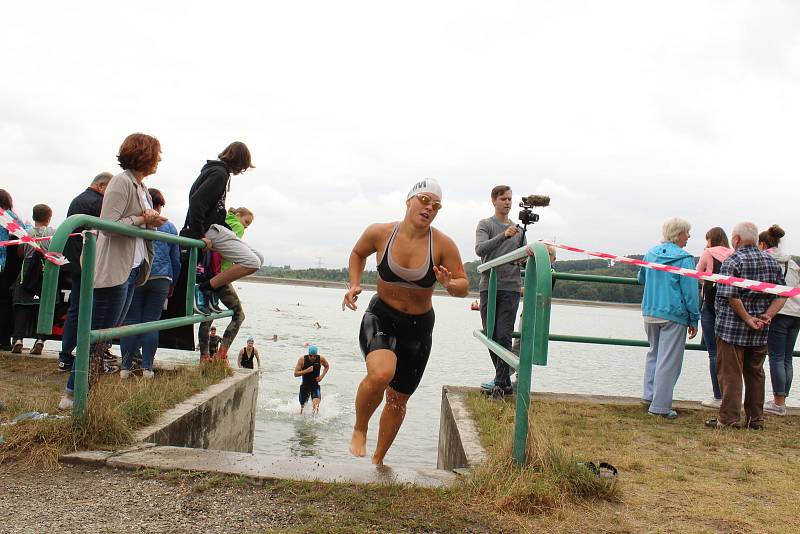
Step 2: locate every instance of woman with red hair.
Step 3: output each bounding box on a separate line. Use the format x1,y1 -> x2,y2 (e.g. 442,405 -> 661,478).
60,133 -> 166,410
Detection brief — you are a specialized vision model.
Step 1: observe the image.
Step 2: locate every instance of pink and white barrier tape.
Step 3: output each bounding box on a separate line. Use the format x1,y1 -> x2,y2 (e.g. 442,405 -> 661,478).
540,240 -> 800,299
0,232 -> 81,248
0,207 -> 69,266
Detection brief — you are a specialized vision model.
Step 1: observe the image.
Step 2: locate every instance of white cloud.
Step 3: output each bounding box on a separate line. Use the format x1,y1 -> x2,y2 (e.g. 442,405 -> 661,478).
2,1 -> 799,266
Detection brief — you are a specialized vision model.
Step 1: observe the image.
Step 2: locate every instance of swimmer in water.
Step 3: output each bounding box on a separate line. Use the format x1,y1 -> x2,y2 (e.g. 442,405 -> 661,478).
342,179 -> 468,465
294,345 -> 330,415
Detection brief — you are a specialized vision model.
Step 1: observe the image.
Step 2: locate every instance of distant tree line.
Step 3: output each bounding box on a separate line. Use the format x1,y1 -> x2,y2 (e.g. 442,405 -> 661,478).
257,257 -> 650,303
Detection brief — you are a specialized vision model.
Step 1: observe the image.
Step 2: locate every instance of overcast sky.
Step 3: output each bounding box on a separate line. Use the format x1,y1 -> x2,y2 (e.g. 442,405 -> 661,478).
2,1 -> 798,269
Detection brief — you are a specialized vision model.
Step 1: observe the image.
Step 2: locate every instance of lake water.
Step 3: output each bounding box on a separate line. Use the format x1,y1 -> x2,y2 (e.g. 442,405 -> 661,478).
154,281 -> 799,470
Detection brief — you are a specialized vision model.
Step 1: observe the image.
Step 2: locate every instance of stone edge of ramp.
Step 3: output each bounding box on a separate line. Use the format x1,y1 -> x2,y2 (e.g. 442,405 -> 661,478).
60,445 -> 457,488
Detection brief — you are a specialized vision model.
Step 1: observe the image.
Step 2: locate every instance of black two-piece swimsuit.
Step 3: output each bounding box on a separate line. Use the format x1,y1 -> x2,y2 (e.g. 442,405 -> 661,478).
358,224 -> 437,395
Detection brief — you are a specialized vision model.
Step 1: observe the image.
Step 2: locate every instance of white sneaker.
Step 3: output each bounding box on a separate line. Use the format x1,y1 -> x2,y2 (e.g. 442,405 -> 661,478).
700,397 -> 722,409
142,369 -> 154,379
58,396 -> 74,411
119,369 -> 132,379
764,400 -> 787,416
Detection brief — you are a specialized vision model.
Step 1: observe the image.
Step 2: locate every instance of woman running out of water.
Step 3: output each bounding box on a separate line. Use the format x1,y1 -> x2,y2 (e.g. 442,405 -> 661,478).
342,179 -> 468,465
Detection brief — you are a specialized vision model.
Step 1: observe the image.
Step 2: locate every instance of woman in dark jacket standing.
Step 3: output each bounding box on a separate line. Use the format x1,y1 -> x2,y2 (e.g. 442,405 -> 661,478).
182,142 -> 264,363
119,188 -> 181,379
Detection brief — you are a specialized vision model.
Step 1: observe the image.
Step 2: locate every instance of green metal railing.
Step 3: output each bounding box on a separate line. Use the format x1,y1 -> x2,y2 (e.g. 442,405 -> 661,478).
474,242 -> 552,465
475,243 -> 799,466
36,214 -> 233,419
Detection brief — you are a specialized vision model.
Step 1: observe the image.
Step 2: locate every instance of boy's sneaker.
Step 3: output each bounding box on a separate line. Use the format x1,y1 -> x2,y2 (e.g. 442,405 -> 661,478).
142,369 -> 155,379
58,396 -> 74,411
480,379 -> 495,390
764,400 -> 787,416
119,369 -> 132,379
700,397 -> 722,409
11,340 -> 23,353
30,339 -> 44,355
103,348 -> 117,361
57,360 -> 72,372
194,285 -> 211,315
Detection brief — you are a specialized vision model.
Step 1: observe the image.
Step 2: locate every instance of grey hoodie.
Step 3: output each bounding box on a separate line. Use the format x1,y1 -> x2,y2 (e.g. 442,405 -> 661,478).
766,247 -> 800,317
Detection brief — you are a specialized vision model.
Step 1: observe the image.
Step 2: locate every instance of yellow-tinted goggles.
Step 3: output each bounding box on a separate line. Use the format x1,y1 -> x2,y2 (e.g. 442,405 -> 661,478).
415,193 -> 442,211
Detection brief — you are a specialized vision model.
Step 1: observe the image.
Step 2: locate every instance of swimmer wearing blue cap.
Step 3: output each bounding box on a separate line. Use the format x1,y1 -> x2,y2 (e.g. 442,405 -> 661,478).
294,345 -> 330,415
342,179 -> 469,464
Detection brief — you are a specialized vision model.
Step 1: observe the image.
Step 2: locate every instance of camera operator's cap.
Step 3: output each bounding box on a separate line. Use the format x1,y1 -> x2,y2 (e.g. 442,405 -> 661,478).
308,345 -> 318,355
247,336 -> 254,343
407,178 -> 442,200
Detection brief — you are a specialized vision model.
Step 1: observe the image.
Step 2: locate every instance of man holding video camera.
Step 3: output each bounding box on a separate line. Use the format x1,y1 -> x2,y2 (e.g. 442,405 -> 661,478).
475,185 -> 527,397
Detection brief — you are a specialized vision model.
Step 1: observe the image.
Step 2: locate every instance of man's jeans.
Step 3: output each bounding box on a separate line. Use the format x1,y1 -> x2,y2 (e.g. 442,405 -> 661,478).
643,320 -> 687,415
479,290 -> 521,389
766,314 -> 800,397
59,274 -> 82,368
120,278 -> 170,371
66,267 -> 139,394
700,303 -> 722,399
716,338 -> 767,426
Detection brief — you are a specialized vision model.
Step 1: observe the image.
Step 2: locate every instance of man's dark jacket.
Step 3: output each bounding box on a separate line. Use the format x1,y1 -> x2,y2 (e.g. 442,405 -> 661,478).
63,187 -> 104,273
181,160 -> 231,239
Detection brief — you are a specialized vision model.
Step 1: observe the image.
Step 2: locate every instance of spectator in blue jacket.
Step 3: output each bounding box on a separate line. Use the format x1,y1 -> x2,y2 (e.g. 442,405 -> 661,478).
119,188 -> 181,379
638,217 -> 700,419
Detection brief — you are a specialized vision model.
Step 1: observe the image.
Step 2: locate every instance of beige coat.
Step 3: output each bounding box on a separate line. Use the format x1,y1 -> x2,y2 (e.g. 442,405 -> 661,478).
94,170 -> 154,288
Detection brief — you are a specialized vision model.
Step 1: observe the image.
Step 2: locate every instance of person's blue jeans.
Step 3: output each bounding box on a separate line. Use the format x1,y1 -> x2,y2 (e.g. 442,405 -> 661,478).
65,267 -> 140,394
59,274 -> 82,368
120,278 -> 170,371
643,320 -> 687,415
700,303 -> 722,399
767,314 -> 800,398
479,289 -> 521,389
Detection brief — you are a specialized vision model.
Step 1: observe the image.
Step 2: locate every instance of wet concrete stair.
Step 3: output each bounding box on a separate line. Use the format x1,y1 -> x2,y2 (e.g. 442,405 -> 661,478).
61,445 -> 457,488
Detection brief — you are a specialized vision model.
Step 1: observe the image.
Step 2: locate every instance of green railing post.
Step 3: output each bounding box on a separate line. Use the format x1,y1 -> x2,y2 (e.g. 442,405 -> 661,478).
486,268 -> 497,340
513,243 -> 553,465
73,232 -> 96,420
185,247 -> 198,317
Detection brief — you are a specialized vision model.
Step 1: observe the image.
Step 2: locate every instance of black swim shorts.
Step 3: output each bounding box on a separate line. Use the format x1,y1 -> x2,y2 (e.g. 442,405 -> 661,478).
358,294 -> 435,395
299,385 -> 321,405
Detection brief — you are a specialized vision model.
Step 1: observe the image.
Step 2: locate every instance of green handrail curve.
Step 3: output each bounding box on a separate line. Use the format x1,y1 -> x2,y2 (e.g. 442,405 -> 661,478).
36,214 -> 232,419
474,241 -> 553,465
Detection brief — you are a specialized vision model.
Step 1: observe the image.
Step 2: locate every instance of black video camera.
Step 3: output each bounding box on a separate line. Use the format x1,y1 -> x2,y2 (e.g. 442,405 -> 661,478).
518,194 -> 550,229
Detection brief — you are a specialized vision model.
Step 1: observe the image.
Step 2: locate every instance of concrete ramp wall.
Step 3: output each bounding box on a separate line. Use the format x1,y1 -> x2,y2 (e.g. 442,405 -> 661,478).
135,368 -> 259,453
437,386 -> 487,471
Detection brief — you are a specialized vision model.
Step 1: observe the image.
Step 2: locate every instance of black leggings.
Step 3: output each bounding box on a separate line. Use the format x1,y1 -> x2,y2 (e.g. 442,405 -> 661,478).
358,295 -> 435,395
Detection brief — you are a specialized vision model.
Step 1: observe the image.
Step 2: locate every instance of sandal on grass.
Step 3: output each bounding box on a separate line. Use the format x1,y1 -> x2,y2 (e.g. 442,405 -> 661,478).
704,418 -> 740,429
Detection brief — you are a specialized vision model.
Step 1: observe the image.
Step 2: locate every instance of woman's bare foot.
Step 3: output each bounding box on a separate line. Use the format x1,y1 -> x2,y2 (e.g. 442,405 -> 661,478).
349,429 -> 367,457
371,454 -> 384,466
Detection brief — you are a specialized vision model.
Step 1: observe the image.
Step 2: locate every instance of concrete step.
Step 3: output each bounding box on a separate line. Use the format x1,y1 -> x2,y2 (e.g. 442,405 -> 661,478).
61,445 -> 457,488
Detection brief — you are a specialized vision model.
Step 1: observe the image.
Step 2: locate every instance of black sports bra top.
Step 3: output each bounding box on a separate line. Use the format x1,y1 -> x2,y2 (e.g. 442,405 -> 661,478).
376,224 -> 437,289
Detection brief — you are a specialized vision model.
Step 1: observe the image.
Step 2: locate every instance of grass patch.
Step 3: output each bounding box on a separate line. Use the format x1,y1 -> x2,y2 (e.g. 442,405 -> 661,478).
462,393 -> 620,517
0,354 -> 230,468
466,392 -> 800,533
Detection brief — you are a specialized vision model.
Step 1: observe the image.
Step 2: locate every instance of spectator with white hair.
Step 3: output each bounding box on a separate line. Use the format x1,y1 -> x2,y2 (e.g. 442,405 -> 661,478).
638,217 -> 700,419
705,222 -> 786,430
